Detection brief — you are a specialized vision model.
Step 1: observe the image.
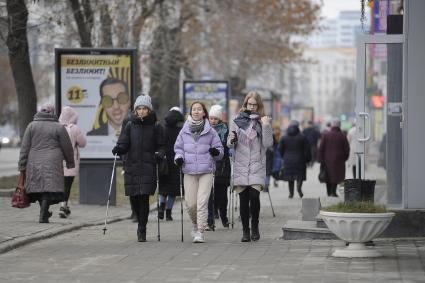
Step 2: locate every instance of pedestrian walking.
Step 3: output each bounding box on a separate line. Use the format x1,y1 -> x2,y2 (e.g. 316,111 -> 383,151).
112,94 -> 165,242
227,91 -> 273,242
279,120 -> 311,198
158,107 -> 185,221
318,118 -> 350,197
206,105 -> 231,230
302,120 -> 321,167
271,124 -> 283,186
18,104 -> 75,223
174,101 -> 224,243
58,106 -> 87,218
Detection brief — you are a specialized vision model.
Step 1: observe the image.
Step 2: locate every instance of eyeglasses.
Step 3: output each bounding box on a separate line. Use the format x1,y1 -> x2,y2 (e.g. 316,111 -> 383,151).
101,93 -> 129,108
247,103 -> 258,108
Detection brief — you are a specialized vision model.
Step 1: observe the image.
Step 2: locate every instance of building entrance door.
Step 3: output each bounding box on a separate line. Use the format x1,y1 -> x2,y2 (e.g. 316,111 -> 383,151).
355,34 -> 404,207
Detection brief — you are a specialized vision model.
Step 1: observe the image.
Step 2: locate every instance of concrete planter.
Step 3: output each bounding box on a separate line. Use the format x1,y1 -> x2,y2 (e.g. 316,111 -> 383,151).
319,210 -> 395,258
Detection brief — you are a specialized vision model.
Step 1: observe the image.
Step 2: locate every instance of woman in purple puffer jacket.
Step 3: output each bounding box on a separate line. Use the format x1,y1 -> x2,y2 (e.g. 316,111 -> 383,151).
174,101 -> 223,243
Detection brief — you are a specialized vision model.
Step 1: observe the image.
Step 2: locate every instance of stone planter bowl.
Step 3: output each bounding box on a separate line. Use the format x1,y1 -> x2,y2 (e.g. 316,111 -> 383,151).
319,210 -> 395,258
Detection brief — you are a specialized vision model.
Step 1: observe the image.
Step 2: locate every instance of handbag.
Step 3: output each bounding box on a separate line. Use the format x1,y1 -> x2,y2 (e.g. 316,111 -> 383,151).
318,163 -> 328,183
11,170 -> 30,208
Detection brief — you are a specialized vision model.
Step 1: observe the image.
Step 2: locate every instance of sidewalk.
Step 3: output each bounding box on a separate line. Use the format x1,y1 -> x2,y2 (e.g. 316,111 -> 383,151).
0,164 -> 425,283
0,197 -> 133,254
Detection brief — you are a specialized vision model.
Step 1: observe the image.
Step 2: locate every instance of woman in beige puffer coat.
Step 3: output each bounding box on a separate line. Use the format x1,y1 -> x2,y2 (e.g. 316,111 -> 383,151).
228,91 -> 273,242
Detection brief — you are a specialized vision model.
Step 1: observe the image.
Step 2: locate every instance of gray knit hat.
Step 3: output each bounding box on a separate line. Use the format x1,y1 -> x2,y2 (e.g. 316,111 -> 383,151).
134,94 -> 153,111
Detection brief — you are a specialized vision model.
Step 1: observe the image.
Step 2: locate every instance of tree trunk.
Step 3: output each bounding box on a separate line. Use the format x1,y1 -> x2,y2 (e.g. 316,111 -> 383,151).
68,0 -> 93,47
100,3 -> 113,47
149,25 -> 182,121
6,0 -> 37,138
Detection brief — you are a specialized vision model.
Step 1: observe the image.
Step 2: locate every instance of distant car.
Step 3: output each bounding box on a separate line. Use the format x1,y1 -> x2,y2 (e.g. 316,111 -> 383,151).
0,126 -> 20,148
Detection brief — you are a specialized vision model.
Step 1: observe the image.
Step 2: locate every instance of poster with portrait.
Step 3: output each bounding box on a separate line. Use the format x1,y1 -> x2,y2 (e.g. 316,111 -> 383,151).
55,48 -> 137,159
183,80 -> 229,122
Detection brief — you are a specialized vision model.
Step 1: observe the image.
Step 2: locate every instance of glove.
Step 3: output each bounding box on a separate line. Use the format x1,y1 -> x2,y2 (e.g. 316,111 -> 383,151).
112,146 -> 122,156
154,152 -> 162,163
175,157 -> 184,167
209,148 -> 220,157
230,131 -> 238,144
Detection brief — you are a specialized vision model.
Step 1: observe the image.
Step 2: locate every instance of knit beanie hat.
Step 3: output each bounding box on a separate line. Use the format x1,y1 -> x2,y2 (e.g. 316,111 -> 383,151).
169,106 -> 182,114
134,94 -> 153,111
209,105 -> 223,119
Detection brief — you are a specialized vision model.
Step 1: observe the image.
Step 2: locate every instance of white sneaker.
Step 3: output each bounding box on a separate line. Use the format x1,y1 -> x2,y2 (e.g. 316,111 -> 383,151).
190,224 -> 197,238
193,231 -> 206,243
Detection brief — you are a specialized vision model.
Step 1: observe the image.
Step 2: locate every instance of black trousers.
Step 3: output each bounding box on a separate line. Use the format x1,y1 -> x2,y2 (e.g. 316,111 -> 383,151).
239,186 -> 260,230
326,182 -> 338,196
129,195 -> 150,231
207,184 -> 228,224
63,176 -> 75,202
288,180 -> 303,195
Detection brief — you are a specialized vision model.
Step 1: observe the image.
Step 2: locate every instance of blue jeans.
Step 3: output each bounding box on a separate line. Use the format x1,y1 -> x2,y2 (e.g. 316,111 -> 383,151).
159,194 -> 175,209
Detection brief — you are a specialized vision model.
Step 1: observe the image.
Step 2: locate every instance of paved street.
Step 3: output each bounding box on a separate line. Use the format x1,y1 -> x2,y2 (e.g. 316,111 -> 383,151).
0,164 -> 424,282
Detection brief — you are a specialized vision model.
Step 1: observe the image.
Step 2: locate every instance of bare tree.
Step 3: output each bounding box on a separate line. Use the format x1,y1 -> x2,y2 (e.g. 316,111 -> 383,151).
68,0 -> 93,47
5,0 -> 37,137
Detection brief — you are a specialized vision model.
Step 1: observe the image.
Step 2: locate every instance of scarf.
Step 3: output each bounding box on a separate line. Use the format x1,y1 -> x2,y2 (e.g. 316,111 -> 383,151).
234,110 -> 262,140
188,116 -> 205,140
212,122 -> 228,142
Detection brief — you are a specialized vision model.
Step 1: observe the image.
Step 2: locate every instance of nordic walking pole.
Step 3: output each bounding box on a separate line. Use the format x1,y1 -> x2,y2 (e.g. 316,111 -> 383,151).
267,188 -> 276,217
229,146 -> 236,229
179,168 -> 184,242
156,161 -> 160,241
103,153 -> 118,235
211,164 -> 216,231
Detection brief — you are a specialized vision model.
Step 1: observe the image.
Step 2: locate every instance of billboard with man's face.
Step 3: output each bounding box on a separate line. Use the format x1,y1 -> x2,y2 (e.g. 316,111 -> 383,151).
56,48 -> 137,159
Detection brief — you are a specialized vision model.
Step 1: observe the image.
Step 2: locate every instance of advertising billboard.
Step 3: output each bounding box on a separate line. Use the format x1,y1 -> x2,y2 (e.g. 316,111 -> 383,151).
55,48 -> 137,159
183,80 -> 229,121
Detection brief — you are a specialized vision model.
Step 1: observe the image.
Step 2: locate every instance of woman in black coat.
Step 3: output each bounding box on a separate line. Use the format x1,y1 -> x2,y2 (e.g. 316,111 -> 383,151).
158,107 -> 184,221
279,120 -> 311,198
112,95 -> 165,242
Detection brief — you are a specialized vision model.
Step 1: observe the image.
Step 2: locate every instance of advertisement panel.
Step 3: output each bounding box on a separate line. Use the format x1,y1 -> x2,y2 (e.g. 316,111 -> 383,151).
183,81 -> 229,121
55,48 -> 137,159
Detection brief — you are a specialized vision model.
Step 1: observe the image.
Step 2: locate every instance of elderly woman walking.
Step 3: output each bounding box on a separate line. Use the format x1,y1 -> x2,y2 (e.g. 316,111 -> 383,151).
18,104 -> 75,223
174,101 -> 223,243
318,118 -> 350,197
228,91 -> 273,242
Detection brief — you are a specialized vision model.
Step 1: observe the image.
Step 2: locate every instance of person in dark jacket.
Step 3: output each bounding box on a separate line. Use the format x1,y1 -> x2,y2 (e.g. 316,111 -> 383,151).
158,107 -> 184,221
318,118 -> 350,197
206,105 -> 231,230
279,120 -> 311,198
112,94 -> 165,242
302,120 -> 321,167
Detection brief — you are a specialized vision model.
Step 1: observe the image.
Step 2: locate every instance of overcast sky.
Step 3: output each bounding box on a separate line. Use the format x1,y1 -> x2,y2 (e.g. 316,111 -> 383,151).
321,0 -> 362,19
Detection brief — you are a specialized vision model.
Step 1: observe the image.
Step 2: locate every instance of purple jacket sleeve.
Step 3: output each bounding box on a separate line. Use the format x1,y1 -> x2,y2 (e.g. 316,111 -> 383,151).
174,129 -> 184,161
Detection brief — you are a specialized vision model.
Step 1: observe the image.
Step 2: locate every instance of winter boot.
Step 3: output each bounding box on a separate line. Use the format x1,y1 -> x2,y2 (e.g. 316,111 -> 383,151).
158,203 -> 165,220
241,228 -> 251,242
288,187 -> 294,199
39,199 -> 51,223
297,187 -> 304,198
165,209 -> 173,221
137,224 -> 146,242
251,223 -> 260,241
